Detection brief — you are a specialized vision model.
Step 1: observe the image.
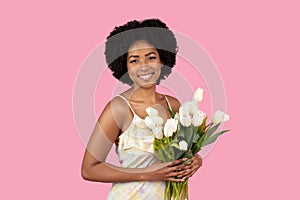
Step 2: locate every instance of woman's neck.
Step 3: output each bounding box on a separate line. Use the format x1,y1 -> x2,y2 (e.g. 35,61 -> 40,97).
129,84 -> 157,103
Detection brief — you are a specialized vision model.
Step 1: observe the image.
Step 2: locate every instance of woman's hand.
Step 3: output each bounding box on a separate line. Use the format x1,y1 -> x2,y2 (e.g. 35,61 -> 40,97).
144,155 -> 203,182
182,154 -> 203,180
143,158 -> 193,182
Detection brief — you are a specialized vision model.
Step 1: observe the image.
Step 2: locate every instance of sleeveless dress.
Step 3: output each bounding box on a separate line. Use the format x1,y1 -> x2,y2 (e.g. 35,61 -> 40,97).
107,95 -> 173,200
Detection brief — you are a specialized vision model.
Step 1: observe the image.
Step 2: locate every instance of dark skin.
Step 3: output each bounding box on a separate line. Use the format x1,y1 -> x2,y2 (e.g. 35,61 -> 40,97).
81,40 -> 202,183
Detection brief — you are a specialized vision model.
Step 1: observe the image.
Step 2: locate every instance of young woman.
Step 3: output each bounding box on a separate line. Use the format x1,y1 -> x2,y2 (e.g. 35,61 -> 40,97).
81,19 -> 202,199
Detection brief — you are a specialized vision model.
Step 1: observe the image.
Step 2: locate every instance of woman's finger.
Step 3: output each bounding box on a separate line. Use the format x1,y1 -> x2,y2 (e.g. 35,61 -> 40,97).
166,158 -> 187,167
168,168 -> 192,177
170,162 -> 192,172
183,170 -> 195,179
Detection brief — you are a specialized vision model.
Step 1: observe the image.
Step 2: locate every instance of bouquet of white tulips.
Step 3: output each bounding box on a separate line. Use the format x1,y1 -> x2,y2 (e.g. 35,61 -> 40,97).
144,87 -> 230,200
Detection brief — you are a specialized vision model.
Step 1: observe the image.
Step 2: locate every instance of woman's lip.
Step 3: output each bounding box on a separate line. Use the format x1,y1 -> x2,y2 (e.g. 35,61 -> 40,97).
138,72 -> 155,81
137,72 -> 154,77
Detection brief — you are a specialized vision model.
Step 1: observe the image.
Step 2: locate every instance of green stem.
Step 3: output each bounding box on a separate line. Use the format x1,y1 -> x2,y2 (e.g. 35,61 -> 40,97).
178,183 -> 182,200
184,179 -> 189,200
166,180 -> 189,200
165,181 -> 170,200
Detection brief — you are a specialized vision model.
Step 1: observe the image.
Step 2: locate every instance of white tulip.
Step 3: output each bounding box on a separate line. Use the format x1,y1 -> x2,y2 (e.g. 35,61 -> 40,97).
179,105 -> 189,117
154,132 -> 163,140
189,102 -> 198,115
211,110 -> 230,124
145,116 -> 155,129
192,110 -> 205,126
152,116 -> 164,126
180,114 -> 192,127
180,101 -> 198,115
164,118 -> 178,137
152,125 -> 163,139
146,107 -> 158,116
179,140 -> 188,151
193,87 -> 203,102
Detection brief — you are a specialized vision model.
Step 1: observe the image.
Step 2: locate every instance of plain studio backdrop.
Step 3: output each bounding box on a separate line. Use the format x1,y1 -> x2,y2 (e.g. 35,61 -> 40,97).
1,0 -> 299,199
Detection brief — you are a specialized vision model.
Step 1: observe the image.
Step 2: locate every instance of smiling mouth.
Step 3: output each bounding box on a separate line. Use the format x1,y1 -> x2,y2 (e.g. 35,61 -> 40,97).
137,72 -> 155,81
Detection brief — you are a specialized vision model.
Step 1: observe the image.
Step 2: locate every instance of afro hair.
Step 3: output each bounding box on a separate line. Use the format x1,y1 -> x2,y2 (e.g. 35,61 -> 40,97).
104,18 -> 178,85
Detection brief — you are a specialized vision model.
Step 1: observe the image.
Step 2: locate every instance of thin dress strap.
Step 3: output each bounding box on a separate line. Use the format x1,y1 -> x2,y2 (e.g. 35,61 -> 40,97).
116,95 -> 137,116
164,95 -> 173,112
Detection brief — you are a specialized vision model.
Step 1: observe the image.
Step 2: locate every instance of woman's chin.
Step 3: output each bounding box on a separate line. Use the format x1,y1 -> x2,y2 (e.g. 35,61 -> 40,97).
135,80 -> 157,88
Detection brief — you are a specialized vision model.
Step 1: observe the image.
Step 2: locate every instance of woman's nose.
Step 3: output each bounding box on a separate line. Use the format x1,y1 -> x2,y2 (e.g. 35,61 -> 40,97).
139,63 -> 149,71
138,58 -> 150,68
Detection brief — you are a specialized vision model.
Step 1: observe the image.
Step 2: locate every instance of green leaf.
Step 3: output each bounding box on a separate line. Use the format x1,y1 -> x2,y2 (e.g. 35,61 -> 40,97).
153,140 -> 162,150
176,125 -> 196,147
158,145 -> 175,162
183,149 -> 194,159
171,137 -> 178,143
191,133 -> 205,154
167,106 -> 175,118
161,137 -> 169,145
171,143 -> 180,149
205,123 -> 221,139
202,130 -> 229,146
192,134 -> 200,143
199,116 -> 207,133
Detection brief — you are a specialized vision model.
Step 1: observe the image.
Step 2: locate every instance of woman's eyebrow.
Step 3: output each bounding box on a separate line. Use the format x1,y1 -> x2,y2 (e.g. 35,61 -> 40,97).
145,51 -> 157,57
128,51 -> 156,59
128,55 -> 139,59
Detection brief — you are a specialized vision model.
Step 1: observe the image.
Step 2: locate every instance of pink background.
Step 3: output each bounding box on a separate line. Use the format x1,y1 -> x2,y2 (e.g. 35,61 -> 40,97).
1,0 -> 299,199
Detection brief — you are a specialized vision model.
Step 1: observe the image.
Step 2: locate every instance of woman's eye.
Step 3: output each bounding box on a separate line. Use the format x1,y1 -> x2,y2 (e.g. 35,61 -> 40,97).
129,59 -> 139,63
148,56 -> 156,61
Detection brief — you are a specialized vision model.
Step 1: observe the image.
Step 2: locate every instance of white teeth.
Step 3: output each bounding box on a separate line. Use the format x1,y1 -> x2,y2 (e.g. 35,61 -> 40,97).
140,74 -> 151,79
138,73 -> 153,81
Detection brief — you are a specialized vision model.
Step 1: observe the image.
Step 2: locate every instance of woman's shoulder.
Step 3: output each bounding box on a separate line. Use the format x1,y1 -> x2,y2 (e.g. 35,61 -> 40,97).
98,95 -> 131,129
99,94 -> 129,119
109,94 -> 130,112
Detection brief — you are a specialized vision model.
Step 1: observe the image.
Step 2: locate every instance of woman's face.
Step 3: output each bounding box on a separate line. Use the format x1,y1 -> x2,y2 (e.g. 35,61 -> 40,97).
127,40 -> 161,88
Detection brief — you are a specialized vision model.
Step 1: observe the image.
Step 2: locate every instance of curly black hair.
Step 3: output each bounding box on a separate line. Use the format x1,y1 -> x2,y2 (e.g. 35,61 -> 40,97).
105,18 -> 178,85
